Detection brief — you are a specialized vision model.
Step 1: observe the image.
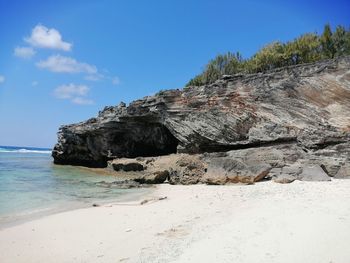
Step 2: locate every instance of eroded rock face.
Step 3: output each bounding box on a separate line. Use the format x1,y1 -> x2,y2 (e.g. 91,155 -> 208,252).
103,143 -> 348,185
53,57 -> 350,170
168,155 -> 207,185
52,119 -> 179,167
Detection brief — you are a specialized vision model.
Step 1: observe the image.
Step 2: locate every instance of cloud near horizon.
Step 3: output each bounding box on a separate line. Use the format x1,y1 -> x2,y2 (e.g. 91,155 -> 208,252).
25,24 -> 72,51
112,76 -> 120,85
37,55 -> 97,75
53,83 -> 94,105
85,73 -> 104,81
71,97 -> 94,105
14,46 -> 36,59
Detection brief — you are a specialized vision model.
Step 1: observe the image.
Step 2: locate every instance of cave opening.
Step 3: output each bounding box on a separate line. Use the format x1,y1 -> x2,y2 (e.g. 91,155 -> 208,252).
106,122 -> 179,160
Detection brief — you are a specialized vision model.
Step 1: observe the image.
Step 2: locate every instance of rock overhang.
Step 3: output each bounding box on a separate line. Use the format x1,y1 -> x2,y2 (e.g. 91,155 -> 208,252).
52,56 -> 350,169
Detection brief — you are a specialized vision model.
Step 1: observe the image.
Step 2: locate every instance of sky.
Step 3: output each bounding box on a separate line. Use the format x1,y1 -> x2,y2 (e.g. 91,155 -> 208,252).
0,0 -> 349,148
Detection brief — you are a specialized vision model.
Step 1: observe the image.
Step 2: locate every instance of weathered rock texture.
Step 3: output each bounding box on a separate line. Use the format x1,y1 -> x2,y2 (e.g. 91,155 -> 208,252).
53,56 -> 350,183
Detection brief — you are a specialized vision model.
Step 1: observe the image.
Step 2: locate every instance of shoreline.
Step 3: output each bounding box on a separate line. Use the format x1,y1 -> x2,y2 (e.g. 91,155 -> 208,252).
0,185 -> 154,230
1,180 -> 350,262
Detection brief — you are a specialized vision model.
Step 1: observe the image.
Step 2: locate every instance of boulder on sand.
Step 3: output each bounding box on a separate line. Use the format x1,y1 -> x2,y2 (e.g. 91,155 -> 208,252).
334,163 -> 350,179
299,165 -> 331,181
204,157 -> 271,184
134,170 -> 169,184
270,163 -> 302,184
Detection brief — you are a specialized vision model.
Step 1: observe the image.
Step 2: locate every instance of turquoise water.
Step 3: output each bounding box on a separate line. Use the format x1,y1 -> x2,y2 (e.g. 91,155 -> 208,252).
0,146 -> 148,226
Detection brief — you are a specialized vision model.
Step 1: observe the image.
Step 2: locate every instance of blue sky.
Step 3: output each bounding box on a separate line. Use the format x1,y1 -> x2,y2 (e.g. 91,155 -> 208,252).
0,0 -> 349,148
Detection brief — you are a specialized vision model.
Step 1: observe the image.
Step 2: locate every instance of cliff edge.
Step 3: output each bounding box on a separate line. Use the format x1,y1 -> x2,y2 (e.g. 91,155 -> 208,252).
52,56 -> 350,183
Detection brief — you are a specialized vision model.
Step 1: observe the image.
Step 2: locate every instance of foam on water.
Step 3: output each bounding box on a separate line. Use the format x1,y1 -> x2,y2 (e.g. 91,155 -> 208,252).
0,148 -> 52,154
0,146 -> 52,154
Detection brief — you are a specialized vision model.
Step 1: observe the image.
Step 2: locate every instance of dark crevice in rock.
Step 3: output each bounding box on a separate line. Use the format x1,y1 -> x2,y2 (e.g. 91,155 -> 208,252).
195,137 -> 297,154
313,140 -> 348,150
53,154 -> 108,168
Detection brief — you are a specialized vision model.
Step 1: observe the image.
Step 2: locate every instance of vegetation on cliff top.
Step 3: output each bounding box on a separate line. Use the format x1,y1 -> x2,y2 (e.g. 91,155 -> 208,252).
187,24 -> 350,86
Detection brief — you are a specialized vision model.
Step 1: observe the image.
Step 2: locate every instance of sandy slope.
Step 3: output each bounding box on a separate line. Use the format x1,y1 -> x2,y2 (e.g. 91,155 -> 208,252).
1,180 -> 350,263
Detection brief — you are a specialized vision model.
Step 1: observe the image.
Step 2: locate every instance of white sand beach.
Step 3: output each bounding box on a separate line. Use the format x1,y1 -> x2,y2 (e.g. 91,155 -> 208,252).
1,180 -> 350,263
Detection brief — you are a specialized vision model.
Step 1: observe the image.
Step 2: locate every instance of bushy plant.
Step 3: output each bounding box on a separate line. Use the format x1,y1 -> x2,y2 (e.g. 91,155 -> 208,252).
186,24 -> 350,86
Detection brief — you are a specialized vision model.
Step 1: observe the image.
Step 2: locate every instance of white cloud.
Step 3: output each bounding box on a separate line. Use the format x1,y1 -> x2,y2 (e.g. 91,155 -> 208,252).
0,75 -> 5,83
32,81 -> 39,87
54,83 -> 94,105
54,83 -> 89,99
14,46 -> 36,59
71,97 -> 94,105
25,24 -> 72,51
112,76 -> 120,85
85,73 -> 104,81
37,55 -> 97,74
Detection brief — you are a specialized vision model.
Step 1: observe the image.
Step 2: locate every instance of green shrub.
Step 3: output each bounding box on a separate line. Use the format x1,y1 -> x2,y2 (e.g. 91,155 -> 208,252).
186,24 -> 350,86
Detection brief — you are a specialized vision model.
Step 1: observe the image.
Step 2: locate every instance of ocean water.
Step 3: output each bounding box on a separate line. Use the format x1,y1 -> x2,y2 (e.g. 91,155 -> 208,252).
0,146 -> 149,226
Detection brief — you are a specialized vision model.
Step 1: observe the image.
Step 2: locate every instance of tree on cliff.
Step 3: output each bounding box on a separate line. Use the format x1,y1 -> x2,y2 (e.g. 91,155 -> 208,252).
186,24 -> 350,86
248,42 -> 286,72
286,33 -> 321,64
187,52 -> 244,86
321,24 -> 336,58
333,25 -> 350,57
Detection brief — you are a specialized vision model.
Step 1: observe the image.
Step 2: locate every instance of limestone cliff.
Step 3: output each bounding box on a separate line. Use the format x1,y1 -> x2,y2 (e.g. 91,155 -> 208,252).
52,56 -> 350,171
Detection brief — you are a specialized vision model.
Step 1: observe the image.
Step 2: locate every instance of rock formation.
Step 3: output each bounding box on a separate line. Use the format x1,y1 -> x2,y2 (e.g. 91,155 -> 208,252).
52,56 -> 350,183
